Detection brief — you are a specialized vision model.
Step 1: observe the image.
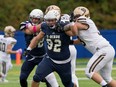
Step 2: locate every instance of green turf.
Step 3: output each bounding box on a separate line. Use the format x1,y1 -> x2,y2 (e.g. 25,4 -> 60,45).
0,58 -> 116,87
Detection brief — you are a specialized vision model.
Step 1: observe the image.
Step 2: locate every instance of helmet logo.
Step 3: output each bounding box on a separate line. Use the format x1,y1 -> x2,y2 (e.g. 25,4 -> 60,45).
81,8 -> 86,15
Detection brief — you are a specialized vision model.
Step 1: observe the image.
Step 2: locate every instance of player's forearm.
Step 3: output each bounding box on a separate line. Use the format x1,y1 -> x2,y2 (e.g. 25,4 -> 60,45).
65,30 -> 75,36
27,37 -> 38,50
73,39 -> 81,44
20,22 -> 41,34
69,39 -> 81,45
6,50 -> 17,54
23,29 -> 33,34
28,25 -> 41,33
71,24 -> 78,36
27,31 -> 44,51
23,26 -> 40,35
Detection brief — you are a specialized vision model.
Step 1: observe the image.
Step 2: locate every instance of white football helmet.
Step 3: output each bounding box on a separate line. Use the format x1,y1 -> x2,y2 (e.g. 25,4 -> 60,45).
60,14 -> 70,23
44,10 -> 61,22
45,5 -> 61,14
29,9 -> 43,19
4,26 -> 16,37
73,6 -> 90,18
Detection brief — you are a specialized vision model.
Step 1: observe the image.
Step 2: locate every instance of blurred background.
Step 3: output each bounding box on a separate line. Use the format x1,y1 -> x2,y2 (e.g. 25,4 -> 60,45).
0,0 -> 116,59
0,0 -> 116,30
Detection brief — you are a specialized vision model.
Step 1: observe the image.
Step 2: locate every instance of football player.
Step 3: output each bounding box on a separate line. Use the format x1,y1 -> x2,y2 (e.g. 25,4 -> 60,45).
19,9 -> 59,87
0,26 -> 22,82
27,10 -> 76,87
45,5 -> 79,87
68,6 -> 116,87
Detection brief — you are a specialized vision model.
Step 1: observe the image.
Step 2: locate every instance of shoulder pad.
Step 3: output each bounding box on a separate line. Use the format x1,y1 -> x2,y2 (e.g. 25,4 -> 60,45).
77,16 -> 87,24
6,37 -> 17,45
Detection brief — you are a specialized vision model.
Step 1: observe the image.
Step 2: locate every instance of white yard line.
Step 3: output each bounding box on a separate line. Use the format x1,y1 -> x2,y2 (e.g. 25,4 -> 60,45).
1,66 -> 115,84
76,68 -> 116,71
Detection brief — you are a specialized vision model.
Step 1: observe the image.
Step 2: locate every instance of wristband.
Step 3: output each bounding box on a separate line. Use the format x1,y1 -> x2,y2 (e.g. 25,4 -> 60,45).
27,47 -> 32,51
33,25 -> 37,33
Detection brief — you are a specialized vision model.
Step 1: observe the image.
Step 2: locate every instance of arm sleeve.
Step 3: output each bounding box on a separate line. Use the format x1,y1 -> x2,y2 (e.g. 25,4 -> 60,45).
40,23 -> 46,35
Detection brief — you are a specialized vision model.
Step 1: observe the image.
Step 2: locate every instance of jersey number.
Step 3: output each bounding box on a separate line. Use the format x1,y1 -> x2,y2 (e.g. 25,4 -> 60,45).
0,42 -> 6,52
38,38 -> 44,47
46,39 -> 61,52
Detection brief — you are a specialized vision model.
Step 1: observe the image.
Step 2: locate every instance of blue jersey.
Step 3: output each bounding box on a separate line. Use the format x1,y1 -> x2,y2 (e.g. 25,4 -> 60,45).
24,34 -> 46,56
41,22 -> 70,61
20,21 -> 46,56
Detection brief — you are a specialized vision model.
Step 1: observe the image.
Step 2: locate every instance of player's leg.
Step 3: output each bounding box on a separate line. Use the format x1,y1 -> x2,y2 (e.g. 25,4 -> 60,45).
31,80 -> 39,87
0,57 -> 12,82
56,61 -> 74,87
45,72 -> 59,87
100,62 -> 116,87
1,61 -> 9,82
108,80 -> 116,87
0,60 -> 3,79
69,45 -> 79,87
8,58 -> 13,70
0,60 -> 4,82
32,57 -> 54,87
100,47 -> 116,87
34,56 -> 59,87
20,58 -> 36,87
41,78 -> 52,87
85,51 -> 107,86
85,46 -> 115,87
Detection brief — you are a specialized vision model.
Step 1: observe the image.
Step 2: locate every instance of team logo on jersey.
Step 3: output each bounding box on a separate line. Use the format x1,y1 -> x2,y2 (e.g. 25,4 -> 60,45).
46,35 -> 60,39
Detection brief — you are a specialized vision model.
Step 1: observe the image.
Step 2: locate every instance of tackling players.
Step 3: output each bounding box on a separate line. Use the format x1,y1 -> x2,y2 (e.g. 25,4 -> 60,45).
27,9 -> 76,87
68,6 -> 116,87
45,5 -> 79,87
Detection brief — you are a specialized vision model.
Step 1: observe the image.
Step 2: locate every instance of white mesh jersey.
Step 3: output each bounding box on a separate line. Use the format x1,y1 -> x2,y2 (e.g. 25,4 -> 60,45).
0,35 -> 17,62
78,17 -> 111,54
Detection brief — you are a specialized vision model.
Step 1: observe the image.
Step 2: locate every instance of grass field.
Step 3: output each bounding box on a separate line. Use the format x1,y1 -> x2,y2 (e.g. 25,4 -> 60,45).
0,58 -> 116,87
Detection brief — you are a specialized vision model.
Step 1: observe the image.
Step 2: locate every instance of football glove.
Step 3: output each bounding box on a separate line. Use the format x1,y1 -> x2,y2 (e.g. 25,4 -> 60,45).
16,48 -> 22,54
19,21 -> 31,30
23,49 -> 31,57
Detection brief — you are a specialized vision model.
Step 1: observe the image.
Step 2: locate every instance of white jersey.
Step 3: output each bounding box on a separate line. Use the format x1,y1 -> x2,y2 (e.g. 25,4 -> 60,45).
78,17 -> 111,54
0,35 -> 17,62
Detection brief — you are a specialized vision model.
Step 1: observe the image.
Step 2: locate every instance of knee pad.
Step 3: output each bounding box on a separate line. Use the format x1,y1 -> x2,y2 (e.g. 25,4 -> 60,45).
20,73 -> 28,87
33,74 -> 41,82
20,73 -> 28,81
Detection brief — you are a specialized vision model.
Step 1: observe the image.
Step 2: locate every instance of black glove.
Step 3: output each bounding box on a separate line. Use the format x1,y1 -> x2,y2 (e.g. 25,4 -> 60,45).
23,49 -> 31,57
19,21 -> 30,31
69,12 -> 74,22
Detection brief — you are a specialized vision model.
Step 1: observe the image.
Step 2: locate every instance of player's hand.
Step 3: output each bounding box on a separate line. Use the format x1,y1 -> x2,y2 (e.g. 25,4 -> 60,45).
16,48 -> 22,54
19,21 -> 31,30
23,50 -> 30,57
56,14 -> 70,32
